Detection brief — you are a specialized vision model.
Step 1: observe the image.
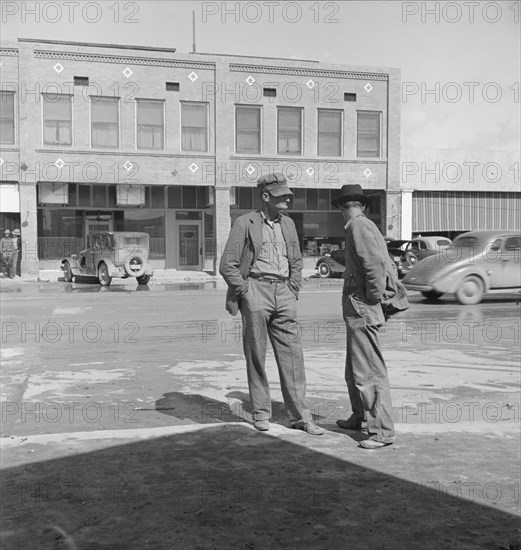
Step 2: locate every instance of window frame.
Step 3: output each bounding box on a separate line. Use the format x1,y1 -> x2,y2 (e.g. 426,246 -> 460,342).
277,106 -> 303,156
135,98 -> 165,150
0,91 -> 16,145
317,108 -> 343,157
42,93 -> 73,147
180,101 -> 209,153
235,104 -> 262,154
356,110 -> 381,158
90,95 -> 120,149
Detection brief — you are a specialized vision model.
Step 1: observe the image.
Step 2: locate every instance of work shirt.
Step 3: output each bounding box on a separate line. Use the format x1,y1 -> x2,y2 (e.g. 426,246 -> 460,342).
249,211 -> 290,278
1,237 -> 16,254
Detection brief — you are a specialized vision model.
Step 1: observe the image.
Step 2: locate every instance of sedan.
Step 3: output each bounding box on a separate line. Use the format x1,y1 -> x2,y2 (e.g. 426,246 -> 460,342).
402,230 -> 521,304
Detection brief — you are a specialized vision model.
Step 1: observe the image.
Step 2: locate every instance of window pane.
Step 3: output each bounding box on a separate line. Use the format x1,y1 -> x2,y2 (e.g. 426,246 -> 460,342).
357,112 -> 380,157
0,92 -> 15,117
278,108 -> 302,154
168,186 -> 182,208
292,188 -> 305,210
183,186 -> 197,208
181,103 -> 207,152
43,95 -> 72,145
137,100 -> 164,150
43,95 -> 72,120
78,185 -> 90,206
318,189 -> 330,210
307,189 -> 318,210
318,110 -> 341,156
91,97 -> 119,148
92,185 -> 106,207
236,106 -> 260,154
151,186 -> 165,208
238,187 -> 253,209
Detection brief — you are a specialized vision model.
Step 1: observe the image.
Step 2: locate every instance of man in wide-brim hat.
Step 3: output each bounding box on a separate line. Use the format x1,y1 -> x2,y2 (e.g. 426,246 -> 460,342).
332,184 -> 398,449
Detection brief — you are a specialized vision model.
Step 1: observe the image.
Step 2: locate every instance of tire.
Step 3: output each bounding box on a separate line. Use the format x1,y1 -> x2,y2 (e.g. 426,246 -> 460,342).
137,274 -> 150,285
455,275 -> 484,305
317,262 -> 332,278
421,290 -> 443,300
124,254 -> 146,278
405,251 -> 418,267
63,261 -> 73,282
98,262 -> 112,286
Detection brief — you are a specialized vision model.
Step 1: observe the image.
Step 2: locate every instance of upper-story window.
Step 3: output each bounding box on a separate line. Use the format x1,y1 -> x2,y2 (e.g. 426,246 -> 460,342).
91,96 -> 119,148
42,93 -> 72,146
278,107 -> 302,155
181,102 -> 208,152
0,91 -> 15,145
318,109 -> 342,156
236,105 -> 261,154
357,111 -> 381,157
136,99 -> 164,150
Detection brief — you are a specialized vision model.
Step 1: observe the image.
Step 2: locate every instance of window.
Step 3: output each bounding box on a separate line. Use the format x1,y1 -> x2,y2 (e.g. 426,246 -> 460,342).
263,88 -> 276,98
236,105 -> 261,154
278,107 -> 302,155
74,77 -> 89,86
344,93 -> 356,102
505,237 -> 521,251
137,99 -> 164,150
318,109 -> 342,156
91,96 -> 119,148
357,111 -> 380,157
166,82 -> 180,91
43,94 -> 72,145
0,92 -> 15,144
181,102 -> 208,152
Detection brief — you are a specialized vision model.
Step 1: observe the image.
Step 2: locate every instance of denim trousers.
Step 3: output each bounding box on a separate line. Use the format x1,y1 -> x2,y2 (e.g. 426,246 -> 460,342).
240,278 -> 312,423
342,291 -> 396,443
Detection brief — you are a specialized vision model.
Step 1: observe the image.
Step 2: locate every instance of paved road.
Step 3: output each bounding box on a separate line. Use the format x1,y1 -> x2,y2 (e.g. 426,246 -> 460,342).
1,280 -> 520,549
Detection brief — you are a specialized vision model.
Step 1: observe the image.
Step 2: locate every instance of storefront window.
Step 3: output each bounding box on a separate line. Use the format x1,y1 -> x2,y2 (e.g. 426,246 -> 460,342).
123,210 -> 165,259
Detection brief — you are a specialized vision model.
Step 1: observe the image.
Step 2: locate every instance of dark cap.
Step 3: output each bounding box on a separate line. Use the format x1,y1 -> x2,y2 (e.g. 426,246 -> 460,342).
257,173 -> 293,197
331,184 -> 371,208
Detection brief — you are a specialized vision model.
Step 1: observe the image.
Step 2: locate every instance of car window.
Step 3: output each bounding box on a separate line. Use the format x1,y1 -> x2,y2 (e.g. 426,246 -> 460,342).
489,239 -> 502,251
454,236 -> 479,248
436,240 -> 451,247
505,236 -> 521,251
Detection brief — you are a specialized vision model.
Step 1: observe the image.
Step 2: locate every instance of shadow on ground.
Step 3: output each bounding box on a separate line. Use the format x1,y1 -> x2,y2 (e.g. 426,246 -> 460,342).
1,422 -> 520,550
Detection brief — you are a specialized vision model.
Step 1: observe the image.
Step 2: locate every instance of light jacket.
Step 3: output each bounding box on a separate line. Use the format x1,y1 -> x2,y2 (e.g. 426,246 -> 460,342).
219,210 -> 303,315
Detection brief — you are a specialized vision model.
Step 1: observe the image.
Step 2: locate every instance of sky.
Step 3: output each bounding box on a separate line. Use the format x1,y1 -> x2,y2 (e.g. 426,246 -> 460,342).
1,0 -> 520,152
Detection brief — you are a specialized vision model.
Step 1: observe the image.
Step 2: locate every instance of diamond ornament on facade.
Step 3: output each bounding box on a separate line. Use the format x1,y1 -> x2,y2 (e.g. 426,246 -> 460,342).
0,159 -> 4,166
306,79 -> 315,89
363,168 -> 372,177
245,76 -> 255,86
246,165 -> 255,176
123,161 -> 134,171
55,159 -> 65,169
306,167 -> 315,176
189,163 -> 198,173
53,63 -> 64,73
364,83 -> 373,93
189,72 -> 198,82
123,67 -> 133,78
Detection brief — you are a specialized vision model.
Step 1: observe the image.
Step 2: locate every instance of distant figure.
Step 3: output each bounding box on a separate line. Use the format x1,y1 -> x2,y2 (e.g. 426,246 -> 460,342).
12,229 -> 21,277
1,229 -> 16,279
219,173 -> 323,435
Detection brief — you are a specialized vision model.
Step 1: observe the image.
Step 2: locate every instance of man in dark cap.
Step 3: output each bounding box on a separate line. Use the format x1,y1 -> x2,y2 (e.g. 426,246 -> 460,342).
219,173 -> 323,435
12,229 -> 21,277
332,184 -> 401,449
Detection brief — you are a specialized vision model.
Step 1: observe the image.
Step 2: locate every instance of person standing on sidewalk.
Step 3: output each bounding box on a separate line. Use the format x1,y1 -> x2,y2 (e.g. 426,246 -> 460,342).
12,229 -> 21,277
1,229 -> 16,279
332,184 -> 399,449
219,173 -> 323,435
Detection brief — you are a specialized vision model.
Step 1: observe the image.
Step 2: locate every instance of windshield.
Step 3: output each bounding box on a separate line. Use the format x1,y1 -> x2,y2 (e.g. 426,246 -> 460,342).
453,236 -> 480,248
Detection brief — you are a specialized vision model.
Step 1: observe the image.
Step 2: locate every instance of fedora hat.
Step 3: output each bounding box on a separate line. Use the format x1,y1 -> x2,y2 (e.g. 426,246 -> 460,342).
331,184 -> 370,208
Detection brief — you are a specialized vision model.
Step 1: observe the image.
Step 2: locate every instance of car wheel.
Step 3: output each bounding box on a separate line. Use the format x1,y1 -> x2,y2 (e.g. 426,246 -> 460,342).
98,262 -> 112,287
405,251 -> 418,267
421,290 -> 443,300
63,261 -> 73,283
317,262 -> 332,278
455,275 -> 484,305
137,274 -> 150,285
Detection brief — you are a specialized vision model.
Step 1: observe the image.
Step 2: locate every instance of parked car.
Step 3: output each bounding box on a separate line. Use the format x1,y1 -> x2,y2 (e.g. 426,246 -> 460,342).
402,230 -> 521,304
315,237 -> 410,279
61,231 -> 153,286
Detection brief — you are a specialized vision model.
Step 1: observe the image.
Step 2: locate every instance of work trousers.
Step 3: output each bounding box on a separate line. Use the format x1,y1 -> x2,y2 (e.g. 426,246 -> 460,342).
240,278 -> 312,423
342,290 -> 395,443
2,253 -> 15,278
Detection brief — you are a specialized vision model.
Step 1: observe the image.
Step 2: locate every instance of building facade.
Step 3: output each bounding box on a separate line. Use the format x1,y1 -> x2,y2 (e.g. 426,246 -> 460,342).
1,38 -> 400,276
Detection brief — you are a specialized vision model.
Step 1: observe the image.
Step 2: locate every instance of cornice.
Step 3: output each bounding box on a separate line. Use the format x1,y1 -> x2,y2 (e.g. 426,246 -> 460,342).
0,49 -> 19,56
34,50 -> 215,71
229,63 -> 388,81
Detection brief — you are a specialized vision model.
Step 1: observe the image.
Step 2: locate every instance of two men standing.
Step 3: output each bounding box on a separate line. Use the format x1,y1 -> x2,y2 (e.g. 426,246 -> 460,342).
1,229 -> 20,279
220,176 -> 402,448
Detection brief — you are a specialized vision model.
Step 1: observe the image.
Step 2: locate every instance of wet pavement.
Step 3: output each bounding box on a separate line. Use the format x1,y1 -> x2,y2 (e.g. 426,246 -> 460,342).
1,277 -> 520,549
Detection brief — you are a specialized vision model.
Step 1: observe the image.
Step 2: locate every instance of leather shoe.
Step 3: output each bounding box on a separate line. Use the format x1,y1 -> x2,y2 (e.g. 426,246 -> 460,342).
359,438 -> 394,449
336,418 -> 366,431
253,420 -> 270,431
290,420 -> 324,435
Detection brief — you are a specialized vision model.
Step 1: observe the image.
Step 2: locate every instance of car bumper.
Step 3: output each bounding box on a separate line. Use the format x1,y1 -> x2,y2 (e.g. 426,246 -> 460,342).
403,284 -> 433,292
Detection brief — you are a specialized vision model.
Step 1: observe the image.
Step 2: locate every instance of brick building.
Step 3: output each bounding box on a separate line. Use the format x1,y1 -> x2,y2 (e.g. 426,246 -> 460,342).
1,38 -> 403,276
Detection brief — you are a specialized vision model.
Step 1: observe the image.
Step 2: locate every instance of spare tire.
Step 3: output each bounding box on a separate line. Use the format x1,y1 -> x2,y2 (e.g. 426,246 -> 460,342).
124,254 -> 146,278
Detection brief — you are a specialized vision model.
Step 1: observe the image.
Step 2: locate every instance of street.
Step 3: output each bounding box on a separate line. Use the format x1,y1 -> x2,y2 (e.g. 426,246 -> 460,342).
1,279 -> 520,549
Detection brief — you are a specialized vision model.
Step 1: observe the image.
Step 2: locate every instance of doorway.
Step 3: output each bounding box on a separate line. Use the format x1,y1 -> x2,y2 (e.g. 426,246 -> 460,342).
175,219 -> 202,270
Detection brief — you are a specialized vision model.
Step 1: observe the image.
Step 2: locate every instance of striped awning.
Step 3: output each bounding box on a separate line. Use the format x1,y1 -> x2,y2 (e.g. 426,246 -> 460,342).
412,191 -> 521,232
